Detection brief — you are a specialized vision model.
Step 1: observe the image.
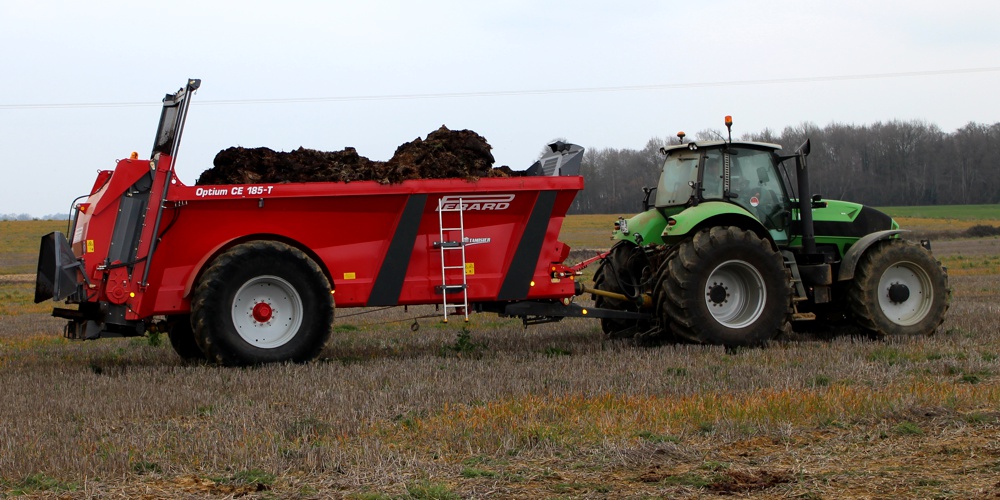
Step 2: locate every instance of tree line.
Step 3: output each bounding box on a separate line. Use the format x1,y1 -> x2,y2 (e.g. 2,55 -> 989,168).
0,213 -> 69,221
571,120 -> 1000,214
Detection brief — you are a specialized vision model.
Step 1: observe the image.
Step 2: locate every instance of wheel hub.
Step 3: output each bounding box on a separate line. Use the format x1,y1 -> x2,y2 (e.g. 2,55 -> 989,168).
876,261 -> 934,326
708,283 -> 728,305
887,282 -> 910,304
252,302 -> 273,323
703,260 -> 767,329
231,275 -> 303,348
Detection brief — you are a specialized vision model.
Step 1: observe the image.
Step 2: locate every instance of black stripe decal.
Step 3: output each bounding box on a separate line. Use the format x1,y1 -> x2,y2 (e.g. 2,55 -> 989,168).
367,193 -> 427,306
791,206 -> 894,239
498,190 -> 556,300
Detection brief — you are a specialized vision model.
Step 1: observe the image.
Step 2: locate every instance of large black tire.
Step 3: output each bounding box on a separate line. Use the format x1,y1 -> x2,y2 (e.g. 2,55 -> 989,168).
592,241 -> 649,338
191,241 -> 334,366
660,226 -> 791,346
167,315 -> 205,361
848,239 -> 949,337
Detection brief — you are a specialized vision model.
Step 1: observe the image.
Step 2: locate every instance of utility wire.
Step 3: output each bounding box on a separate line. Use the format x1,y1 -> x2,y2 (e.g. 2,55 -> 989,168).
2,66 -> 998,110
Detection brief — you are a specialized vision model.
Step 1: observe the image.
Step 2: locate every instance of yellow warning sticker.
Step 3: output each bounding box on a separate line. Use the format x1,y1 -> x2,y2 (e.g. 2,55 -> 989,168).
86,240 -> 94,253
465,262 -> 475,275
343,272 -> 356,280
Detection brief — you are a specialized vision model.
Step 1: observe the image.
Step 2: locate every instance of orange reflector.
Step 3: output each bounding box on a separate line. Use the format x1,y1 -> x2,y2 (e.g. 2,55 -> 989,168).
77,203 -> 91,214
582,309 -> 588,315
530,281 -> 535,287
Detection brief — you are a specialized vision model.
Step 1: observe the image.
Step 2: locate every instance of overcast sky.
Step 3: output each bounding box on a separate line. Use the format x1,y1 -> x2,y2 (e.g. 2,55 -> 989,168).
1,0 -> 997,216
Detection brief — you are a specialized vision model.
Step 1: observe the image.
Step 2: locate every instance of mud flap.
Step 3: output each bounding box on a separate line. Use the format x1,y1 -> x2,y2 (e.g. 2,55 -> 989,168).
34,232 -> 82,303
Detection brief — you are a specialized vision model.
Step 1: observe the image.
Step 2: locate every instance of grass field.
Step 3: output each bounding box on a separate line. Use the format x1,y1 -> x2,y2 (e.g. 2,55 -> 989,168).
879,204 -> 1000,221
0,220 -> 66,275
1,210 -> 999,498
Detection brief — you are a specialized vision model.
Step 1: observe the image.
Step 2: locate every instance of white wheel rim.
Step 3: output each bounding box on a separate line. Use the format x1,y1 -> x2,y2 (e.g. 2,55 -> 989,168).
877,261 -> 933,326
231,275 -> 303,348
704,259 -> 767,329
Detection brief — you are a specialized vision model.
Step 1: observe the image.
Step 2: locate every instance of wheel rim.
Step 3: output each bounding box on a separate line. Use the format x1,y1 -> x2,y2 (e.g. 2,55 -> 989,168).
704,259 -> 767,328
877,261 -> 933,326
231,275 -> 303,348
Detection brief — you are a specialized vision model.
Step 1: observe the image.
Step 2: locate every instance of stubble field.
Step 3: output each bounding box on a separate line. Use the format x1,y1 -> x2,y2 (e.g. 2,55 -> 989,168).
1,214 -> 999,499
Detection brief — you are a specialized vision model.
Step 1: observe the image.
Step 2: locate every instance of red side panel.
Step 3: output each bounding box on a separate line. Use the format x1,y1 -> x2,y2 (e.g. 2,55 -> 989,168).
130,176 -> 583,317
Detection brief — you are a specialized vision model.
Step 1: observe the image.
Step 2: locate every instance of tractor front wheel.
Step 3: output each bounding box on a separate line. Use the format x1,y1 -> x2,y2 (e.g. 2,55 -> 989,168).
848,239 -> 949,337
660,226 -> 791,346
192,241 -> 334,366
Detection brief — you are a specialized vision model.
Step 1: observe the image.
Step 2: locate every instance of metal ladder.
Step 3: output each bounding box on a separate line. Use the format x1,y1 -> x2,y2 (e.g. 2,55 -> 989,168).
434,197 -> 469,322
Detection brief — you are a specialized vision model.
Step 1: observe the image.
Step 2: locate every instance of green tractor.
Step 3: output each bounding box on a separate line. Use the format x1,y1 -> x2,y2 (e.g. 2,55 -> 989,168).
592,116 -> 949,345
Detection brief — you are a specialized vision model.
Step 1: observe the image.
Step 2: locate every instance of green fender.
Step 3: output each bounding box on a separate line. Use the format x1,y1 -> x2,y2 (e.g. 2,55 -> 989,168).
836,229 -> 904,281
661,201 -> 768,242
610,208 -> 669,246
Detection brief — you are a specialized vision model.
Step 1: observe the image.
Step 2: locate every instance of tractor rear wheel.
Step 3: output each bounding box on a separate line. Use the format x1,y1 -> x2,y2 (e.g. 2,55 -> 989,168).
167,315 -> 204,361
848,239 -> 949,337
192,241 -> 334,366
660,226 -> 790,346
592,241 -> 649,338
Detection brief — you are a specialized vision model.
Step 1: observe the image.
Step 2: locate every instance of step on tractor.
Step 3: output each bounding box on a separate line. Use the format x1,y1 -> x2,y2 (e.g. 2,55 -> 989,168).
593,116 -> 950,345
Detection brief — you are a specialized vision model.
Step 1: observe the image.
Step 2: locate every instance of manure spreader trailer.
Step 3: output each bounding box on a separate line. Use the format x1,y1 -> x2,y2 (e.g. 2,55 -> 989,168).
35,79 -> 620,365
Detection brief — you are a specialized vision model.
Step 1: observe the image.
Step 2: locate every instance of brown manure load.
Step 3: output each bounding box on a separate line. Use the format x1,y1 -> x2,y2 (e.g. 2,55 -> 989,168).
195,125 -> 519,185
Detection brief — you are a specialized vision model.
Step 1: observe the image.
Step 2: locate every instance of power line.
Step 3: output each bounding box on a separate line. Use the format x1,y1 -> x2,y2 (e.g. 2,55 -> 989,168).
2,66 -> 998,110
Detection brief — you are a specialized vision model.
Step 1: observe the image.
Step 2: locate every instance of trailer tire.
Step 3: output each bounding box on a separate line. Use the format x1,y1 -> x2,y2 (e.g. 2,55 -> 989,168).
848,239 -> 949,337
167,315 -> 204,361
192,241 -> 334,366
592,241 -> 649,338
660,226 -> 790,346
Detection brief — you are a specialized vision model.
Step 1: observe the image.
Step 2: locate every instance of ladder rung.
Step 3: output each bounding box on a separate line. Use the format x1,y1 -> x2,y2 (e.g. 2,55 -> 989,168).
435,284 -> 468,293
434,241 -> 464,248
442,265 -> 466,270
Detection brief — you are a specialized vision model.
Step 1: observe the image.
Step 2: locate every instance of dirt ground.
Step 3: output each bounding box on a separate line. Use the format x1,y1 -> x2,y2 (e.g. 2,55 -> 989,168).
2,238 -> 999,499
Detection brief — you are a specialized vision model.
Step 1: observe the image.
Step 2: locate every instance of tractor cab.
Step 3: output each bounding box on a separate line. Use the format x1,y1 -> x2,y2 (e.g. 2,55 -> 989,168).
654,139 -> 792,244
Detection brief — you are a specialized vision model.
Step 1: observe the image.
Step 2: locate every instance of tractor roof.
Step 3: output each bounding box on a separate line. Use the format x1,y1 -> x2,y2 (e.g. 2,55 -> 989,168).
662,140 -> 782,153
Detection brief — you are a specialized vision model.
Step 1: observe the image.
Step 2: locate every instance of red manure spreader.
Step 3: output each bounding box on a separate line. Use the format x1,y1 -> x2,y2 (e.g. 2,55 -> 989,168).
35,79 -> 625,365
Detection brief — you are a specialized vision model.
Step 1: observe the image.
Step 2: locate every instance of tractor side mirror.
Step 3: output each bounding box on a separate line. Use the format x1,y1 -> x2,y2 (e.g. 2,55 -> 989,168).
811,194 -> 827,208
642,187 -> 657,212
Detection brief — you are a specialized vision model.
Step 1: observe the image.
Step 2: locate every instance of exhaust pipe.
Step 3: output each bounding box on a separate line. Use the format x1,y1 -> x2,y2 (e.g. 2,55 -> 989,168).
794,139 -> 817,256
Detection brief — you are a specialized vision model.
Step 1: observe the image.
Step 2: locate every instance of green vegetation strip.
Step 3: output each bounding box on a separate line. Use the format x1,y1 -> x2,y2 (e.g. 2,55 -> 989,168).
366,382 -> 999,454
879,204 -> 1000,221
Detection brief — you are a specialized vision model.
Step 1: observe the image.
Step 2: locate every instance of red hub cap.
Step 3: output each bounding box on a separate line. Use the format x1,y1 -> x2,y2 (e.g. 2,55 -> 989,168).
252,302 -> 273,322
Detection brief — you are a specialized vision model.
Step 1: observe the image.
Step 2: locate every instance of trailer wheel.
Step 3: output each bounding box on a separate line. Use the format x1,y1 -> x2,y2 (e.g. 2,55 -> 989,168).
192,241 -> 334,366
848,239 -> 949,337
592,241 -> 649,338
167,315 -> 204,361
660,226 -> 790,346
